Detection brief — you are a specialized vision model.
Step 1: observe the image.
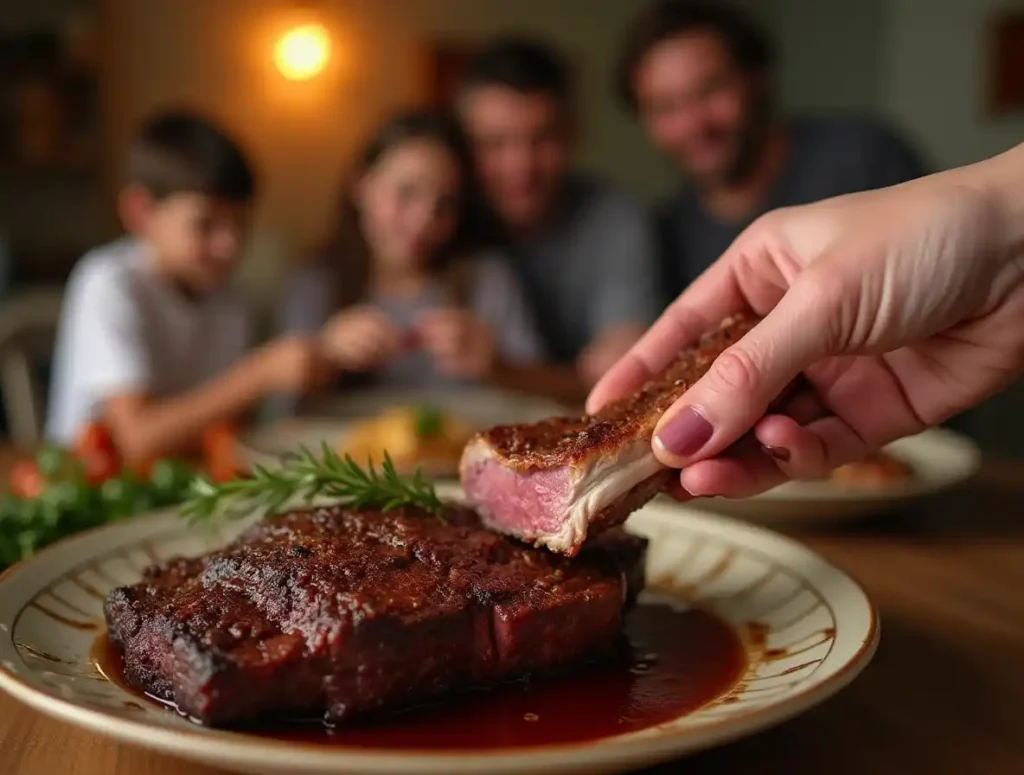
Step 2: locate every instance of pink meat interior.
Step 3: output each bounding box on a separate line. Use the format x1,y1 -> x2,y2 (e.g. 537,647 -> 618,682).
462,459 -> 573,536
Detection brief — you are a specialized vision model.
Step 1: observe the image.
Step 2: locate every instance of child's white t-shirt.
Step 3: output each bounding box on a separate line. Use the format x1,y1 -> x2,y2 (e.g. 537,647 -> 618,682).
45,237 -> 251,444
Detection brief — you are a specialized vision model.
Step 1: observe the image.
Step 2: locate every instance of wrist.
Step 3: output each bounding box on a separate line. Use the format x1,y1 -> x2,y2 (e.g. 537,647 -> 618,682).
967,144 -> 1024,274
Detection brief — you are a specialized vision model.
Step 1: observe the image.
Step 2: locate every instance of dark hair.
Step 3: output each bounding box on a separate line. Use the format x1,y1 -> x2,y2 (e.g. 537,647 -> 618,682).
125,109 -> 256,201
324,109 -> 477,307
616,0 -> 772,111
459,35 -> 571,106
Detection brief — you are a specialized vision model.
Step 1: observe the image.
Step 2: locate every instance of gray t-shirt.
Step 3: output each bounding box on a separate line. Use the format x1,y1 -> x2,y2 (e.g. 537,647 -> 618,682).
658,117 -> 928,301
46,238 -> 250,443
277,256 -> 545,394
504,174 -> 661,364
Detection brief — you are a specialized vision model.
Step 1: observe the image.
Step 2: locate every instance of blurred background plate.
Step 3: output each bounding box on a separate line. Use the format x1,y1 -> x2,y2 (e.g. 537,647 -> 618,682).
238,388 -> 571,478
691,427 -> 982,526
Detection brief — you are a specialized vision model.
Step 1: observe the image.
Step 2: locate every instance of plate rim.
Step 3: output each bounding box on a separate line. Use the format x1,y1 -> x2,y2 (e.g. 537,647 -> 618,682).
0,504 -> 879,772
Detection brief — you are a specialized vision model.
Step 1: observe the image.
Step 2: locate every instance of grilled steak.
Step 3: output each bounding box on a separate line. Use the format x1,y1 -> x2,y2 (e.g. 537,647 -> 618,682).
461,313 -> 759,555
104,504 -> 647,726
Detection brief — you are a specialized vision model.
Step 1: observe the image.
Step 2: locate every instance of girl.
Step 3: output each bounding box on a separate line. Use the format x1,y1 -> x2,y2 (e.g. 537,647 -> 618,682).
278,110 -> 545,395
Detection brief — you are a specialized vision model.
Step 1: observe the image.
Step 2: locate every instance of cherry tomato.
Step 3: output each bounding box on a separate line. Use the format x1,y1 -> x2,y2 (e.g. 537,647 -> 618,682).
203,422 -> 242,483
75,422 -> 116,457
10,461 -> 44,499
74,422 -> 122,485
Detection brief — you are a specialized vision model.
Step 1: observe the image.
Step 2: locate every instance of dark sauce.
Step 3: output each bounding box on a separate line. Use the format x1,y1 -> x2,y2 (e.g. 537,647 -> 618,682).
93,601 -> 747,749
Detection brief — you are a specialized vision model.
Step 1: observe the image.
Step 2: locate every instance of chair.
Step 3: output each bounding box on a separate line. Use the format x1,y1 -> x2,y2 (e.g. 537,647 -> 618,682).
0,287 -> 64,449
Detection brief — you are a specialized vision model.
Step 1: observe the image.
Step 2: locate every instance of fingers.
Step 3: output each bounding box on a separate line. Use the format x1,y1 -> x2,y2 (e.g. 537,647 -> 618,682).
587,261 -> 748,414
587,305 -> 718,413
416,310 -> 467,357
677,411 -> 874,498
416,310 -> 494,378
662,478 -> 696,503
679,446 -> 787,499
577,326 -> 646,390
652,276 -> 835,468
321,308 -> 402,371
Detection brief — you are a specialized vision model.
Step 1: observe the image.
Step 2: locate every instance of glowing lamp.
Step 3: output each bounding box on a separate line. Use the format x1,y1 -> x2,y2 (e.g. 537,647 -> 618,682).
275,23 -> 331,80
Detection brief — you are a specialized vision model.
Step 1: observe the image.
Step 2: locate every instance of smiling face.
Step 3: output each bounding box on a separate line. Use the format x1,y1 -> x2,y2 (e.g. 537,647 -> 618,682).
355,138 -> 463,272
460,85 -> 570,233
632,29 -> 767,186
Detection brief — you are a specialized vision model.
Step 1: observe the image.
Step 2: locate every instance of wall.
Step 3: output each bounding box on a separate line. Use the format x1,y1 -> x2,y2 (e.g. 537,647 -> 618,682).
0,0 -> 111,260
883,0 -> 1024,169
105,0 -> 676,259
881,0 -> 1024,455
767,0 -> 887,114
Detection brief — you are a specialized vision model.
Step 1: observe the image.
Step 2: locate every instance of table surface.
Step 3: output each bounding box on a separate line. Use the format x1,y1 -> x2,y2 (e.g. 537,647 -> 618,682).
2,455 -> 1024,775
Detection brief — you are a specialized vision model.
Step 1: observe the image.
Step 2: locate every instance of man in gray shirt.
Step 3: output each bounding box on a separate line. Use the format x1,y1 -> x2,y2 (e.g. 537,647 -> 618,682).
616,0 -> 927,301
457,37 -> 662,401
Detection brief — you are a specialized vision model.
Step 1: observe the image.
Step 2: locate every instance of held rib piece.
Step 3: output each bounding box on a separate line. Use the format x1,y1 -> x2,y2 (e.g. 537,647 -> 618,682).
460,313 -> 759,555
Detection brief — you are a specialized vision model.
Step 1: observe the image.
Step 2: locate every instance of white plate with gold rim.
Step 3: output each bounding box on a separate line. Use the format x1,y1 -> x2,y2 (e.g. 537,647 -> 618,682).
0,495 -> 877,775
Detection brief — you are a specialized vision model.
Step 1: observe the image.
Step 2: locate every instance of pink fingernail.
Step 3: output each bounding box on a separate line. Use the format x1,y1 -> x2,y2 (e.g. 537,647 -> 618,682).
656,407 -> 713,457
761,444 -> 791,462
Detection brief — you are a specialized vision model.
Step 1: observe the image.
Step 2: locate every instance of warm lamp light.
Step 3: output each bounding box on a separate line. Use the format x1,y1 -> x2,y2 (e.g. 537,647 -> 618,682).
275,23 -> 330,80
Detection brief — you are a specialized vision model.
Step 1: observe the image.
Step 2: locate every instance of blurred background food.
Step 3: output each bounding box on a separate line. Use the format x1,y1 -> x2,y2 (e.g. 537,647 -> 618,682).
338,404 -> 474,473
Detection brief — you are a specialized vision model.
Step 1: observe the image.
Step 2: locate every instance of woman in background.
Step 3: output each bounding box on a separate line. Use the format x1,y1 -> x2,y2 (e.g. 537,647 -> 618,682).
277,110 -> 545,402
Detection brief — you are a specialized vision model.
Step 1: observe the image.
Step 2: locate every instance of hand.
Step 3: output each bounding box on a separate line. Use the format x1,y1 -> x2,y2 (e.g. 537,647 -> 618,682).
576,326 -> 646,388
319,305 -> 402,373
416,308 -> 496,380
588,159 -> 1024,499
259,335 -> 333,396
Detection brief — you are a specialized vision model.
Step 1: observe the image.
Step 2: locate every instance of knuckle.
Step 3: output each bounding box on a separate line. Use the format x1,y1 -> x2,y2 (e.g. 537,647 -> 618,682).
708,347 -> 761,396
797,267 -> 845,307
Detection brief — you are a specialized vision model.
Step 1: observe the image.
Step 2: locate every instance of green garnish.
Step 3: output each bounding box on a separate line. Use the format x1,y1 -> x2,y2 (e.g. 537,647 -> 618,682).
0,449 -> 197,573
179,443 -> 445,524
414,404 -> 444,438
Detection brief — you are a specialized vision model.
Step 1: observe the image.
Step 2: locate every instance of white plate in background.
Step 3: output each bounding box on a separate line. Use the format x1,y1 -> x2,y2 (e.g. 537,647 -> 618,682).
693,427 -> 981,526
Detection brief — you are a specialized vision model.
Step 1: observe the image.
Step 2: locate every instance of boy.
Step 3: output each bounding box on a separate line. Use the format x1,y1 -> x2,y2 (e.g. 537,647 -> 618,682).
46,110 -> 330,465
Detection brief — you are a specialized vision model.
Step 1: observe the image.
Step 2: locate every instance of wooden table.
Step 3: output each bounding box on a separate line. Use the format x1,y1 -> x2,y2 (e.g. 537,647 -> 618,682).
3,461 -> 1024,774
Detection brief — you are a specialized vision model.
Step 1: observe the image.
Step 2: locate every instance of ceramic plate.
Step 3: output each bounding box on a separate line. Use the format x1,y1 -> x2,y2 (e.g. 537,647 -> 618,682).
0,494 -> 876,775
240,388 -> 571,477
693,427 -> 981,526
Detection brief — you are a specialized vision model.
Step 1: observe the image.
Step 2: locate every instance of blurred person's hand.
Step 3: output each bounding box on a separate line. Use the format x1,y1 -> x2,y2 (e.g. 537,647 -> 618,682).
258,335 -> 334,396
319,305 -> 403,373
416,309 -> 496,380
576,326 -> 646,388
588,148 -> 1024,499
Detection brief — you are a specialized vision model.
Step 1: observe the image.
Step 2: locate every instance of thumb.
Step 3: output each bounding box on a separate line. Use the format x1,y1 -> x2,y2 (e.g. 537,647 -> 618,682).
652,278 -> 835,467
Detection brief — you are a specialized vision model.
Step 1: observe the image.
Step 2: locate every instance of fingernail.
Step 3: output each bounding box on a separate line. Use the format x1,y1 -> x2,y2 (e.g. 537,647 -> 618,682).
761,444 -> 791,462
656,407 -> 713,457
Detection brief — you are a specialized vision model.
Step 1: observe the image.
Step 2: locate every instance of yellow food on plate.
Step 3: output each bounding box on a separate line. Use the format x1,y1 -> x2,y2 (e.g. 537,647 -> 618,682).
827,452 -> 913,490
339,405 -> 474,472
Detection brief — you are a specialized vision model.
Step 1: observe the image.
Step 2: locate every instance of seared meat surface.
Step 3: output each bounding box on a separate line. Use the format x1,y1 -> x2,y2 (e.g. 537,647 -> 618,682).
461,314 -> 759,554
105,504 -> 646,726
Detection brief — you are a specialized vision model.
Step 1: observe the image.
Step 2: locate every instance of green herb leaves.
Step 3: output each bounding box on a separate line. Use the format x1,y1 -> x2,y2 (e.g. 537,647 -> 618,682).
179,443 -> 445,524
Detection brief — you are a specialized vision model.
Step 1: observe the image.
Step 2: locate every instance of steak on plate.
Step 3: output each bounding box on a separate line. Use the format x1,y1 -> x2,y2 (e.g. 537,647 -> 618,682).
104,504 -> 647,727
460,313 -> 760,555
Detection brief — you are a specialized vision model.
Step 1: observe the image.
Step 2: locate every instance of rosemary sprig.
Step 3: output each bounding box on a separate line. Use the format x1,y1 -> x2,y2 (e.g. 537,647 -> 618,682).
179,443 -> 445,524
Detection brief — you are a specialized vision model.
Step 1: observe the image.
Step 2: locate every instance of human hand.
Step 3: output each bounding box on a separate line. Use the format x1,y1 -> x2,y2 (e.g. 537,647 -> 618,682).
576,326 -> 646,387
415,308 -> 496,380
259,335 -> 334,396
319,305 -> 403,373
588,166 -> 1024,499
